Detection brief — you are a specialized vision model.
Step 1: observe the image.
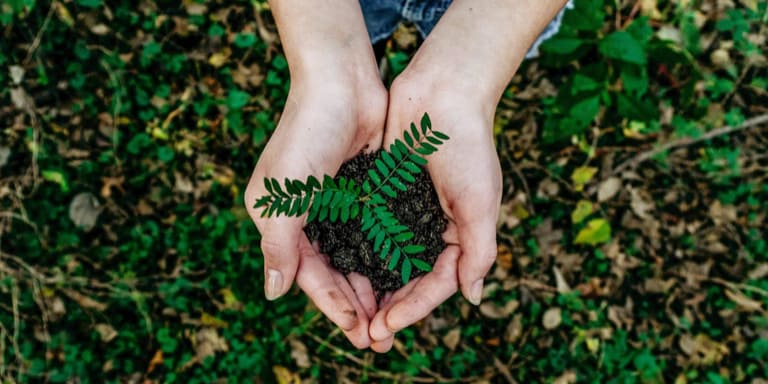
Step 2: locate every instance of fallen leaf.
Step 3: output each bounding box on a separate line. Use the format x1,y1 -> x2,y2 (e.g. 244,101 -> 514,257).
553,370 -> 577,384
571,200 -> 594,224
504,314 -> 523,342
553,266 -> 572,293
597,177 -> 622,202
442,328 -> 461,351
273,365 -> 300,384
725,289 -> 763,313
479,300 -> 519,319
194,328 -> 228,362
574,219 -> 612,246
147,350 -> 163,374
0,147 -> 10,168
542,307 -> 562,330
69,192 -> 101,231
95,324 -> 118,343
630,188 -> 654,220
9,65 -> 24,84
571,166 -> 598,192
289,339 -> 311,369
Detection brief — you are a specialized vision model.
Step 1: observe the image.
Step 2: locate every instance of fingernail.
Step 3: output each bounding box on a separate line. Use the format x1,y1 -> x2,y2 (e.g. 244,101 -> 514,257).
469,279 -> 483,306
265,269 -> 283,301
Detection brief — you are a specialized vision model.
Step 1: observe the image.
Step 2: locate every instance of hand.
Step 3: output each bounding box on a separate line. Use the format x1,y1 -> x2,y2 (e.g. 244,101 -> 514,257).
368,73 -> 502,352
244,77 -> 387,349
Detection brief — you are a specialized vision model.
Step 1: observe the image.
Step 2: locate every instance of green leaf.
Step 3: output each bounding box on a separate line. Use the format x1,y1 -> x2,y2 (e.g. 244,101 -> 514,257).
571,166 -> 598,192
350,203 -> 360,219
307,201 -> 320,222
401,258 -> 412,284
381,185 -> 397,198
330,191 -> 344,208
329,205 -> 340,222
287,198 -> 299,216
321,190 -> 333,206
375,159 -> 389,177
368,169 -> 382,186
366,225 -> 381,241
409,153 -> 427,166
300,193 -> 312,214
396,169 -> 416,183
421,142 -> 437,153
574,218 -> 612,246
387,224 -> 409,234
285,178 -> 298,195
362,180 -> 372,194
233,33 -> 257,48
411,259 -> 432,272
340,205 -> 350,223
381,151 -> 396,169
306,175 -> 321,190
318,206 -> 329,221
291,179 -> 306,193
432,130 -> 449,140
541,37 -> 584,55
390,177 -> 407,191
388,248 -> 401,270
395,140 -> 410,156
370,194 -> 386,205
410,122 -> 420,141
598,31 -> 646,65
390,142 -> 404,160
403,244 -> 426,255
374,231 -> 385,251
426,136 -> 443,146
380,239 -> 391,260
404,131 -> 414,147
264,177 -> 273,194
571,200 -> 594,224
226,89 -> 250,110
394,232 -> 414,242
420,113 -> 431,134
271,178 -> 287,197
402,161 -> 422,174
322,175 -> 336,189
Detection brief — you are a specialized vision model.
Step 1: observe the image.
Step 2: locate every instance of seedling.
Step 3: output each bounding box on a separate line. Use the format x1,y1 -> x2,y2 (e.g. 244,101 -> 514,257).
254,113 -> 449,284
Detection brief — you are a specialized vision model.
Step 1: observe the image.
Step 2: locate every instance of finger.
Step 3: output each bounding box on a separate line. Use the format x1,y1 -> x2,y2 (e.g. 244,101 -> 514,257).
348,273 -> 377,318
369,276 -> 421,341
384,245 -> 460,332
257,218 -> 301,301
295,238 -> 359,332
371,335 -> 395,353
456,205 -> 499,306
331,272 -> 372,349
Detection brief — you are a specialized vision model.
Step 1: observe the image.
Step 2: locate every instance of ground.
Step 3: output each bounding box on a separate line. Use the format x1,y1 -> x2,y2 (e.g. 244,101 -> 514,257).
1,0 -> 767,383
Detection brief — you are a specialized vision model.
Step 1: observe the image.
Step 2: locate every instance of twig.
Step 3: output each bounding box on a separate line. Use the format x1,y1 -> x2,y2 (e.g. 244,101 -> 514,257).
610,114 -> 768,176
23,3 -> 55,64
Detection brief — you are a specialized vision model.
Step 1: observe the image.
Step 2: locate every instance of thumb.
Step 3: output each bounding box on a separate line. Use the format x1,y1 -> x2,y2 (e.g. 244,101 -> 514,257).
258,218 -> 301,301
456,213 -> 498,306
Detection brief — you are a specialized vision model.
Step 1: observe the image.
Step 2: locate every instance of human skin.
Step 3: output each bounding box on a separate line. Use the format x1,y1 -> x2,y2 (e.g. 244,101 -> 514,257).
244,0 -> 387,349
368,0 -> 570,352
246,0 -> 570,351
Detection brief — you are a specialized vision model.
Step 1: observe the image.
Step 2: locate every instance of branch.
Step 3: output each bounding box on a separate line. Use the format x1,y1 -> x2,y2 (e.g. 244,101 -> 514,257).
611,113 -> 768,176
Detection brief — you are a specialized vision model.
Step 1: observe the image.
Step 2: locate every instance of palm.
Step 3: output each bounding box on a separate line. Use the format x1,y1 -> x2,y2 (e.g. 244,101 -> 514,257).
369,88 -> 502,352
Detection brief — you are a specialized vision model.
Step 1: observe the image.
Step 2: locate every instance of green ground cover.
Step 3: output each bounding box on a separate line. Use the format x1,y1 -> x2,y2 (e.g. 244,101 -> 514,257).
1,0 -> 767,382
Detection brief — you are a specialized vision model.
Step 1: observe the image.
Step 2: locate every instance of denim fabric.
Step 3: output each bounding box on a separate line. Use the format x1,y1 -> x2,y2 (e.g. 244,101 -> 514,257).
360,0 -> 574,58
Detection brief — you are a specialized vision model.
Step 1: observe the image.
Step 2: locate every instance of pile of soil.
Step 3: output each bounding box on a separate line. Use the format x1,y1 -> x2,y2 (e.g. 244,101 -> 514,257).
304,151 -> 447,293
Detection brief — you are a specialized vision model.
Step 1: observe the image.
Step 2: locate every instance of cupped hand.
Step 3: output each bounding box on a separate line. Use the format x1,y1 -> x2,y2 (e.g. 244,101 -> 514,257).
368,74 -> 502,352
244,79 -> 387,349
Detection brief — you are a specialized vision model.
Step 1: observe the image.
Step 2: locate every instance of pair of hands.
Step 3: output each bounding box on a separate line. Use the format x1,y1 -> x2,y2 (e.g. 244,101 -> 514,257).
244,65 -> 502,351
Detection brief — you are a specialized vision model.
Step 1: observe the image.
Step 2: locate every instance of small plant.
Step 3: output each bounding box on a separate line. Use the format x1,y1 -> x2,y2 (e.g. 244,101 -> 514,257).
254,113 -> 449,284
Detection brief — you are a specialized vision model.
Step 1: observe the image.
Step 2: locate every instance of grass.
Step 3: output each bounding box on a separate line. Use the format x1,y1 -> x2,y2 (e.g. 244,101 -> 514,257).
1,0 -> 767,382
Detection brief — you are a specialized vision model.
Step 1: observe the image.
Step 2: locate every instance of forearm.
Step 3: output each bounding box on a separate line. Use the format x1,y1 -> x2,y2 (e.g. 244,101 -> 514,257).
268,0 -> 379,84
404,0 -> 569,106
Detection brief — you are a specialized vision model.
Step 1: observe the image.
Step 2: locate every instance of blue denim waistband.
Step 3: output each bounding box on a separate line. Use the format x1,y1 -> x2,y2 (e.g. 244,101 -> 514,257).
359,0 -> 574,58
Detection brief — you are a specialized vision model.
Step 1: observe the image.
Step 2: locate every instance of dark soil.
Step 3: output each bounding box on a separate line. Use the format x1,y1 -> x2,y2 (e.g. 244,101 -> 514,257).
304,151 -> 447,293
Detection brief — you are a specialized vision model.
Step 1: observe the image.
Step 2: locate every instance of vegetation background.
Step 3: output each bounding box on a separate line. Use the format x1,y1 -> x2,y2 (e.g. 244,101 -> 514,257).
1,0 -> 767,382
